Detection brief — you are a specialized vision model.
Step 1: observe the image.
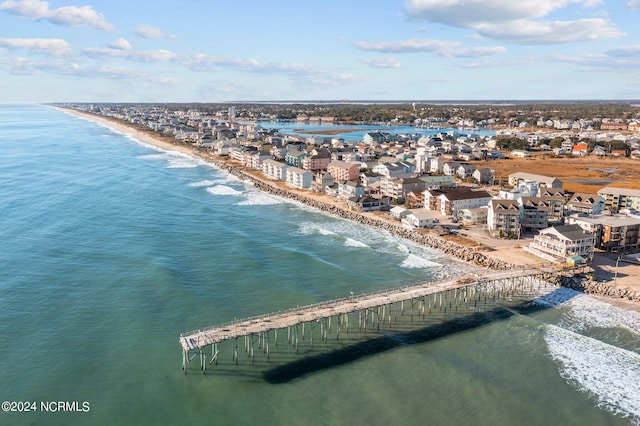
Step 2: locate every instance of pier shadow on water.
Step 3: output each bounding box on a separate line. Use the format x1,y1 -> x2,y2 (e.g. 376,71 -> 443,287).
263,288 -> 577,384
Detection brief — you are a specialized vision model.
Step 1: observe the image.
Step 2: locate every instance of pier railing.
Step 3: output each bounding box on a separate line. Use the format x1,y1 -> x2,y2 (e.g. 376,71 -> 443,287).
179,265 -> 568,358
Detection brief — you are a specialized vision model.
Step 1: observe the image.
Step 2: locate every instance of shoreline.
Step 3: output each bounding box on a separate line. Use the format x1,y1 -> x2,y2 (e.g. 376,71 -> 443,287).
57,106 -> 640,306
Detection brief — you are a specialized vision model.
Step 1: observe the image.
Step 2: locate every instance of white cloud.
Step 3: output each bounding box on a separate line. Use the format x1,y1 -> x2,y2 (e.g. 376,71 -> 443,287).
0,37 -> 73,56
360,57 -> 401,69
403,0 -> 621,44
629,0 -> 640,8
0,0 -> 113,31
127,49 -> 178,63
475,18 -> 622,44
355,38 -> 457,53
107,38 -> 131,51
354,37 -> 506,58
135,24 -> 175,39
185,53 -> 358,85
0,56 -> 149,78
83,46 -> 178,63
445,46 -> 507,58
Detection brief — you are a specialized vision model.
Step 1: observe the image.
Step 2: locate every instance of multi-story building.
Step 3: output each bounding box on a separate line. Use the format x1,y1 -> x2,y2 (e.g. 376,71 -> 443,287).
284,150 -> 308,168
526,224 -> 595,262
327,160 -> 360,182
519,197 -> 550,232
424,187 -> 492,218
564,193 -> 606,216
568,214 -> 640,253
262,159 -> 289,181
338,181 -> 365,200
508,172 -> 563,189
598,187 -> 640,212
285,166 -> 313,189
487,200 -> 521,238
473,168 -> 494,185
302,151 -> 331,171
380,177 -> 427,203
539,189 -> 565,223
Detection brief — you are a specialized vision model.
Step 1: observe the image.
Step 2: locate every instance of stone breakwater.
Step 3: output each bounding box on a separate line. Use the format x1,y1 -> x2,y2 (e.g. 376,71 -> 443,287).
196,152 -> 515,271
543,272 -> 640,303
197,152 -> 640,303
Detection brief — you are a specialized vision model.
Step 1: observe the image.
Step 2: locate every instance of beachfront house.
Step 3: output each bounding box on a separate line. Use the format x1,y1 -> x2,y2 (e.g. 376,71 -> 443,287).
262,159 -> 289,181
390,206 -> 410,221
346,196 -> 389,212
286,166 -> 313,189
525,224 -> 595,263
487,200 -> 521,238
338,181 -> 365,199
402,211 -> 437,229
247,152 -> 273,170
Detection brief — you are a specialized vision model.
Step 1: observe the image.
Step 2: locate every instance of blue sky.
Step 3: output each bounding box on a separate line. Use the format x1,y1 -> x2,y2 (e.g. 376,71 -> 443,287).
1,0 -> 640,102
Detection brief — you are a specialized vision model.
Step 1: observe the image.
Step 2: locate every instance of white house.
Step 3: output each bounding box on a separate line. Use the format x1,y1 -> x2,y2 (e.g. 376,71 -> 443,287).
390,206 -> 410,221
525,224 -> 595,263
286,166 -> 313,189
402,211 -> 437,229
262,159 -> 289,181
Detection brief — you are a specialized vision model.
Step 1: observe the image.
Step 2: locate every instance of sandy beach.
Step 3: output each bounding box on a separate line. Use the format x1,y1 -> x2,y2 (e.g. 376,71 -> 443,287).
57,106 -> 640,305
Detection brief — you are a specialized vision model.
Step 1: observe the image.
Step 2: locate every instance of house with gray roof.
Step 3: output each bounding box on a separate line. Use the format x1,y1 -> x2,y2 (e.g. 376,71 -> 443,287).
525,224 -> 595,263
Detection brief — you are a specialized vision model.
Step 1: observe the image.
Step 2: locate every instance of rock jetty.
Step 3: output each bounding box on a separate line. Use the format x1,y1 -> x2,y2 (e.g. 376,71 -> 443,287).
196,152 -> 640,303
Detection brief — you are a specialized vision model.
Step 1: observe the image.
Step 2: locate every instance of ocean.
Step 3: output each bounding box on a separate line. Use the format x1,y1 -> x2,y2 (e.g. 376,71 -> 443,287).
1,104 -> 639,425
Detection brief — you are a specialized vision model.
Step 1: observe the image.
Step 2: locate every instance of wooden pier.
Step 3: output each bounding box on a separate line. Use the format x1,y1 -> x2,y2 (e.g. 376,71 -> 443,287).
179,266 -> 572,374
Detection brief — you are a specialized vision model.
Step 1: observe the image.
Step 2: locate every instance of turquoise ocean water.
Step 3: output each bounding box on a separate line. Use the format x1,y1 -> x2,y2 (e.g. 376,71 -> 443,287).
1,104 -> 639,425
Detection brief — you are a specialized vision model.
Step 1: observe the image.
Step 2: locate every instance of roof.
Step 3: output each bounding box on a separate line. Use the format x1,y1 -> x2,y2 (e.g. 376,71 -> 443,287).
408,211 -> 434,220
540,224 -> 592,241
509,172 -> 561,186
571,214 -> 640,227
491,199 -> 521,212
390,206 -> 408,213
328,160 -> 358,169
430,187 -> 492,201
598,187 -> 640,197
567,193 -> 603,207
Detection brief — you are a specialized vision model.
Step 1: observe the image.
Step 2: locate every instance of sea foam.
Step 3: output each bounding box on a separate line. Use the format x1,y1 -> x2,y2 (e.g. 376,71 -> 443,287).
400,253 -> 440,269
344,237 -> 370,249
206,185 -> 244,196
545,325 -> 640,424
236,191 -> 284,206
561,295 -> 640,335
188,180 -> 216,187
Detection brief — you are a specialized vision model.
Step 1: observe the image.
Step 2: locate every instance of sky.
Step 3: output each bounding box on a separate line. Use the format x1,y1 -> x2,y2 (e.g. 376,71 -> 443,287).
1,0 -> 640,102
